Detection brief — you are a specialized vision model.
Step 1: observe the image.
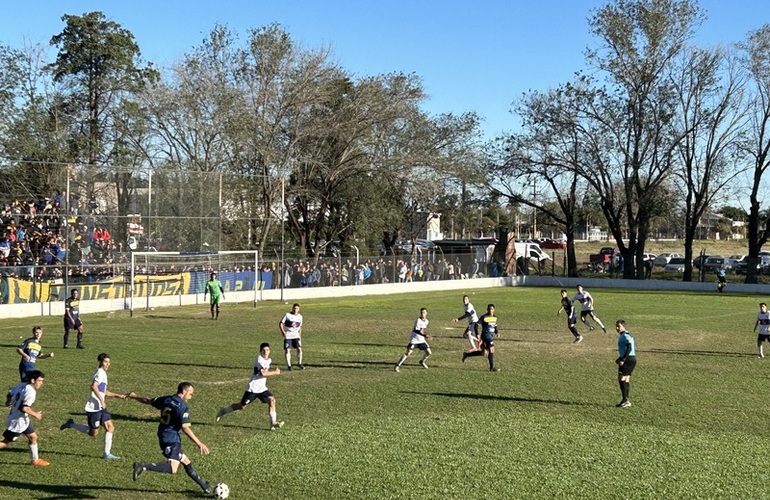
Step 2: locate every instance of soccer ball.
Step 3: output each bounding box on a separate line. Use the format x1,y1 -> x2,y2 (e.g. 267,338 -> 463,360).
213,483 -> 230,499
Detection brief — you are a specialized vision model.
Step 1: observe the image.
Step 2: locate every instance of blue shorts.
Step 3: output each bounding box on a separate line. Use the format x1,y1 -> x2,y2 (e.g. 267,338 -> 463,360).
160,441 -> 185,462
465,322 -> 479,336
480,338 -> 495,350
87,409 -> 112,429
64,317 -> 83,330
284,338 -> 302,350
240,390 -> 273,406
3,424 -> 34,442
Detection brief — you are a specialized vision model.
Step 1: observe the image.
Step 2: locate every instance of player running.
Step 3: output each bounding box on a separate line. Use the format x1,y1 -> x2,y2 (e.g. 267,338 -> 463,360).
0,370 -> 50,466
395,307 -> 432,372
453,295 -> 480,350
215,342 -> 285,430
573,284 -> 607,333
557,290 -> 583,343
60,353 -> 130,459
462,304 -> 501,371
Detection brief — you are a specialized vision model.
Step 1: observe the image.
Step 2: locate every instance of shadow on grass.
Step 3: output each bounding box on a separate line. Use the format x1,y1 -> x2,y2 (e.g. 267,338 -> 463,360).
404,390 -> 591,406
0,478 -> 169,499
137,361 -> 243,370
318,360 -> 398,369
646,347 -> 752,358
332,342 -> 399,348
0,343 -> 20,348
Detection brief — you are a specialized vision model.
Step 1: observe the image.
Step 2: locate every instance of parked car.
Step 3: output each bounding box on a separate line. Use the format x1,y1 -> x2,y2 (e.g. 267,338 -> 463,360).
701,256 -> 725,273
663,257 -> 687,273
540,238 -> 567,249
654,253 -> 683,267
724,254 -> 746,271
692,254 -> 710,269
733,255 -> 770,275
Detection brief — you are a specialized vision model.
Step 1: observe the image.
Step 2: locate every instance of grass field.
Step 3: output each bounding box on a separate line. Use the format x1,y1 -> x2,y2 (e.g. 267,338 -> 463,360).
0,286 -> 768,499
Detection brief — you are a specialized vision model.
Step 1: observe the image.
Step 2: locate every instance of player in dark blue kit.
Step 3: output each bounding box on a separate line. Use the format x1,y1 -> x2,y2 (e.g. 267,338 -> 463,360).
18,326 -> 54,382
461,304 -> 501,371
557,290 -> 582,343
63,288 -> 85,349
129,382 -> 212,495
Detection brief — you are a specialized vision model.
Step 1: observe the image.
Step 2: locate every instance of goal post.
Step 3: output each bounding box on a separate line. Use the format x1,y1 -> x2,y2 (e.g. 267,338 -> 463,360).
129,250 -> 259,316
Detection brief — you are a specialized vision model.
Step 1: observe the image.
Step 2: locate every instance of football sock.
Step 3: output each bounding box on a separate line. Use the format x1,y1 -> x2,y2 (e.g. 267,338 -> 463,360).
569,326 -> 580,338
620,381 -> 629,400
143,461 -> 173,473
488,353 -> 494,370
71,422 -> 90,434
396,354 -> 407,367
30,443 -> 39,461
219,405 -> 235,416
184,462 -> 209,491
76,332 -> 83,346
469,336 -> 478,349
624,381 -> 630,399
465,350 -> 483,358
285,352 -> 291,367
595,319 -> 606,330
759,345 -> 764,357
269,410 -> 277,425
63,333 -> 69,347
104,431 -> 113,454
298,352 -> 303,365
420,353 -> 429,363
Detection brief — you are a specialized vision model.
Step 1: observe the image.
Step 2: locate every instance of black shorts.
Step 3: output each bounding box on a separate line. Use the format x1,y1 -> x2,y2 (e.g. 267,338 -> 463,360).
406,342 -> 430,351
618,356 -> 637,376
758,334 -> 770,344
240,390 -> 272,406
580,310 -> 594,319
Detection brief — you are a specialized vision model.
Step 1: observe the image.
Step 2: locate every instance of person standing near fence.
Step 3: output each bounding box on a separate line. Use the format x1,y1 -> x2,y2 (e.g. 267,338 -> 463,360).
63,288 -> 85,349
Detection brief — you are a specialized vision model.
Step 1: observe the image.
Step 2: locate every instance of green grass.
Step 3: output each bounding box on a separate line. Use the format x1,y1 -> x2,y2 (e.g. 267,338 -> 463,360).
0,287 -> 768,499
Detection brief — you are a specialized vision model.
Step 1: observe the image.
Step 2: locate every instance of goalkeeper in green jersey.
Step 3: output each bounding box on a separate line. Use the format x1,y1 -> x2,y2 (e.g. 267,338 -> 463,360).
203,272 -> 225,320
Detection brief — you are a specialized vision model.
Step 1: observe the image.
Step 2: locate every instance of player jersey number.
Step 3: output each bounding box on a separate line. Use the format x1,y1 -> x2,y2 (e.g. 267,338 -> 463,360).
160,407 -> 173,425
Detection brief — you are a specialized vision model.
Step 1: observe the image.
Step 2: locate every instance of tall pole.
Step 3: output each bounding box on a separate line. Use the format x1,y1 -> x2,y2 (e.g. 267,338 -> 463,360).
218,173 -> 223,251
280,177 -> 285,303
147,170 -> 152,250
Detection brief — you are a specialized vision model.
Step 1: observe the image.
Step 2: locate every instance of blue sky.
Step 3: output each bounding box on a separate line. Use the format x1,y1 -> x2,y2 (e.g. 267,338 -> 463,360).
1,1 -> 768,140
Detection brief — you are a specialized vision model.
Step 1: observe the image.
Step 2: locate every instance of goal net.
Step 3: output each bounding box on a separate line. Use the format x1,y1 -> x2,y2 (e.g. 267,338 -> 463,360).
129,250 -> 259,315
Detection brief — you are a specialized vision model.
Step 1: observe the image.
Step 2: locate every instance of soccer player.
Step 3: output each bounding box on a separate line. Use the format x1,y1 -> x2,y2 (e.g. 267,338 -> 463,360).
573,284 -> 607,333
717,268 -> 727,292
18,326 -> 54,382
0,370 -> 50,466
279,303 -> 304,370
203,272 -> 225,320
615,320 -> 637,408
60,353 -> 129,459
452,295 -> 480,350
64,288 -> 85,348
557,290 -> 582,343
395,307 -> 432,372
753,302 -> 770,359
129,382 -> 212,495
215,342 -> 285,430
462,304 -> 500,371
